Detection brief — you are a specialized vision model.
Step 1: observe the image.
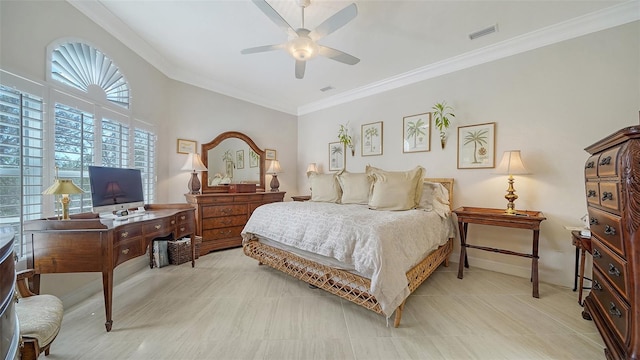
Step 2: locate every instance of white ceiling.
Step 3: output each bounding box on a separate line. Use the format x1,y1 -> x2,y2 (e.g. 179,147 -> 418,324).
68,0 -> 636,115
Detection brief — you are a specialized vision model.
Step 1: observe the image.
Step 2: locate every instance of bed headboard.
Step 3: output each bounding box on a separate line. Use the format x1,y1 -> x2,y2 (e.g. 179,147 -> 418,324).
424,178 -> 454,210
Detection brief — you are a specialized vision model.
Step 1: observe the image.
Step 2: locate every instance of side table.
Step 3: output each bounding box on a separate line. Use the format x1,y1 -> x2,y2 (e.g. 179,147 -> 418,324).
453,206 -> 546,298
571,230 -> 592,305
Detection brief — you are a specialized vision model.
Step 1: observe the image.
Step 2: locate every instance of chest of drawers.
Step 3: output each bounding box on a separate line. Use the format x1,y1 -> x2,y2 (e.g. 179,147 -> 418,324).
582,125 -> 640,360
185,192 -> 285,254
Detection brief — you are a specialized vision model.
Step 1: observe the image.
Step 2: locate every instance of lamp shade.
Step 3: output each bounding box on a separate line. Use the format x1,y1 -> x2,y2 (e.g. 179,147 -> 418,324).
181,153 -> 207,172
495,150 -> 530,175
266,160 -> 282,174
42,179 -> 84,195
306,163 -> 317,173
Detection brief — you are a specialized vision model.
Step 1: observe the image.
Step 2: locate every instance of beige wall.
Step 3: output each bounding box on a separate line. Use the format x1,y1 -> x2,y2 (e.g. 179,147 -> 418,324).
297,21 -> 640,288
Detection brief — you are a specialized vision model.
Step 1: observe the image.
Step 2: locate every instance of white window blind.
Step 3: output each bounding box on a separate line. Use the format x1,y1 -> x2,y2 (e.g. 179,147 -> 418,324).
101,118 -> 129,168
0,85 -> 44,257
134,128 -> 156,204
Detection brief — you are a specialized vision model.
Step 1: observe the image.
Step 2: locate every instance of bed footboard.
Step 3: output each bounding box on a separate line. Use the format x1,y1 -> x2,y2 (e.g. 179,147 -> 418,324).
242,237 -> 453,327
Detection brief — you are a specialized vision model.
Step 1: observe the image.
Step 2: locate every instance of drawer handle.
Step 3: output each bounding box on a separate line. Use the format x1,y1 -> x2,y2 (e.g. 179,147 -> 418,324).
180,227 -> 185,232
180,215 -> 186,220
604,225 -> 616,236
585,161 -> 595,169
587,190 -> 597,198
121,231 -> 129,238
221,219 -> 232,225
609,302 -> 622,318
171,220 -> 176,225
122,248 -> 130,255
600,156 -> 612,166
221,208 -> 232,215
593,280 -> 602,291
219,229 -> 232,235
590,217 -> 599,225
608,263 -> 621,277
593,249 -> 602,259
155,224 -> 161,230
601,192 -> 613,201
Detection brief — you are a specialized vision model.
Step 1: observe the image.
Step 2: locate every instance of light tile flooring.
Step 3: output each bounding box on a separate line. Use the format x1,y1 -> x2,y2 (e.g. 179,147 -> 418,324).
49,248 -> 604,359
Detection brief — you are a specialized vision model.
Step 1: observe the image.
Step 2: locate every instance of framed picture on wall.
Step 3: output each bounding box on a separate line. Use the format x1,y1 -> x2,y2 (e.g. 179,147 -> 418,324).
328,142 -> 345,171
457,122 -> 496,169
177,139 -> 197,154
249,150 -> 259,168
403,112 -> 431,153
265,149 -> 277,160
361,121 -> 383,156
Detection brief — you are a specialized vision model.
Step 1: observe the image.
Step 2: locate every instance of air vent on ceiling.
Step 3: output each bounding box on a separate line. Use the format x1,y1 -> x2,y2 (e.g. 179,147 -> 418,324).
320,86 -> 335,92
469,24 -> 498,40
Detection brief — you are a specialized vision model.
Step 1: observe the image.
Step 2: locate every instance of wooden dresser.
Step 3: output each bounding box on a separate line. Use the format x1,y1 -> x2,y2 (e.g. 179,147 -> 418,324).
0,228 -> 19,360
185,192 -> 285,254
582,125 -> 640,360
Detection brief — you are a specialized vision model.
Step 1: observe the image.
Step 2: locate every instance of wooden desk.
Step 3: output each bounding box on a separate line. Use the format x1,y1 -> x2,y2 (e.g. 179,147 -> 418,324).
453,206 -> 546,298
23,204 -> 196,332
571,230 -> 592,305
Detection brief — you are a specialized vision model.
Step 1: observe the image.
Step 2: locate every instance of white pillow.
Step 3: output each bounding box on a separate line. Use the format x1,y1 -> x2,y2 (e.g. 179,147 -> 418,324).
308,172 -> 342,203
366,166 -> 425,210
418,181 -> 451,218
337,171 -> 371,204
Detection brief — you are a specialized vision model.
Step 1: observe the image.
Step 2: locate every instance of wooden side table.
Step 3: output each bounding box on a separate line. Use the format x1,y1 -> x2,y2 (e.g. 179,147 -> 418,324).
571,230 -> 592,305
453,206 -> 546,298
291,195 -> 311,202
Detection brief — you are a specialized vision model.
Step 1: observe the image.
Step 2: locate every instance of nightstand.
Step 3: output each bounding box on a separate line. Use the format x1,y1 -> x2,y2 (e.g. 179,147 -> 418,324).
571,230 -> 592,305
291,195 -> 311,202
453,206 -> 546,298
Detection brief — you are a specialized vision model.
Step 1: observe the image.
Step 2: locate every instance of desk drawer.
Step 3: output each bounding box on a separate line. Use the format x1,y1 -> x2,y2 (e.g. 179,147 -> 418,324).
203,226 -> 244,240
116,226 -> 142,241
591,268 -> 629,343
203,204 -> 246,218
588,207 -> 624,257
114,237 -> 144,266
592,237 -> 628,300
143,219 -> 172,237
176,221 -> 194,238
176,211 -> 194,224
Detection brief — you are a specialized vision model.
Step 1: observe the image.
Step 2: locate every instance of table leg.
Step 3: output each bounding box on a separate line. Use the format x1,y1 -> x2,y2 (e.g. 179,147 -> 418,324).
457,221 -> 467,279
578,247 -> 587,305
573,246 -> 579,291
463,223 -> 469,268
532,229 -> 540,298
102,270 -> 114,332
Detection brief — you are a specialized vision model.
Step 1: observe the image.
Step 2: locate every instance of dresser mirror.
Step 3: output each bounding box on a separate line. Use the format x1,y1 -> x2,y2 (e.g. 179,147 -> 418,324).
201,131 -> 265,193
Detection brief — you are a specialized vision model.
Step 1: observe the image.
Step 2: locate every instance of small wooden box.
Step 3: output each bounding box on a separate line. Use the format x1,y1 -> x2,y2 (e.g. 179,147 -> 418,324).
228,183 -> 256,193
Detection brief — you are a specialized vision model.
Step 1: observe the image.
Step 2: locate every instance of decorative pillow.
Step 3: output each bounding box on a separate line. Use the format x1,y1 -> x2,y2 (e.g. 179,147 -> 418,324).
418,181 -> 451,218
366,166 -> 425,210
308,172 -> 342,203
337,170 -> 371,204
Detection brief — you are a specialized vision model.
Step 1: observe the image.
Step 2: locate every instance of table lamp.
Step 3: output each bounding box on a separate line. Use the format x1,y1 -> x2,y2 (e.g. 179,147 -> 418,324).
495,150 -> 530,215
42,179 -> 84,220
267,160 -> 282,192
181,153 -> 208,194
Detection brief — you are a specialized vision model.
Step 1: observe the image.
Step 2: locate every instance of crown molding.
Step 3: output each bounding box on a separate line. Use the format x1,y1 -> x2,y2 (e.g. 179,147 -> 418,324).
297,0 -> 640,116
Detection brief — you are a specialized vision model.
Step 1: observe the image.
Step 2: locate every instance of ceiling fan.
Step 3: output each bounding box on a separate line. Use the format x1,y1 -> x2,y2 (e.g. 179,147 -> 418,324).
241,0 -> 360,79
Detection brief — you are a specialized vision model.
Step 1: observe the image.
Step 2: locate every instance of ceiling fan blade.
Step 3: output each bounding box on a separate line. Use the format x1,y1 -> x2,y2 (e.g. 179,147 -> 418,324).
318,46 -> 360,65
252,0 -> 297,38
295,60 -> 306,79
309,3 -> 357,41
241,44 -> 284,55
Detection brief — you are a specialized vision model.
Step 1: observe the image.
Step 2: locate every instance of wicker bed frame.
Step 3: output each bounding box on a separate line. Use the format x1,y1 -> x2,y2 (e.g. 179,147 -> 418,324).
242,178 -> 454,327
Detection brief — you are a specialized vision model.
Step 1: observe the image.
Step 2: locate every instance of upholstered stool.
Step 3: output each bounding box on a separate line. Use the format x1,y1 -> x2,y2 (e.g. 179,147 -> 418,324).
15,270 -> 64,360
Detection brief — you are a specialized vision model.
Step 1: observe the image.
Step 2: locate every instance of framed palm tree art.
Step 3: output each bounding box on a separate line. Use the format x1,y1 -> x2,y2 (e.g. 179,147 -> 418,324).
362,121 -> 383,156
328,142 -> 345,171
403,112 -> 431,153
457,122 -> 496,169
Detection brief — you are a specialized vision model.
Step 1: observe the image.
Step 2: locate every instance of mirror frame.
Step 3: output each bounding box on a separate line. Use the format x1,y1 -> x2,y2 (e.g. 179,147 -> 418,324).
201,131 -> 266,193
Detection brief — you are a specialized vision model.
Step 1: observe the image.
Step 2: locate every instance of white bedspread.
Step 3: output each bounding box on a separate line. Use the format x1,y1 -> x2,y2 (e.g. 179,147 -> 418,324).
241,201 -> 455,317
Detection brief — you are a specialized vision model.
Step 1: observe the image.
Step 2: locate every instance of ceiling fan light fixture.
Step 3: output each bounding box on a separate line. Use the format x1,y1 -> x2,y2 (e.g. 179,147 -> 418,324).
288,36 -> 318,61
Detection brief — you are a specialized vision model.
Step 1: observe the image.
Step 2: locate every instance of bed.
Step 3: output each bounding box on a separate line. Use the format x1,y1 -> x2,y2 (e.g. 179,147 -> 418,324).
242,174 -> 455,327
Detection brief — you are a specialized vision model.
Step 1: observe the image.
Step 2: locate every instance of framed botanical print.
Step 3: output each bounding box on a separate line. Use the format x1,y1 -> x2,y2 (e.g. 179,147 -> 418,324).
328,142 -> 345,171
457,122 -> 496,169
177,139 -> 196,154
249,150 -> 259,168
265,149 -> 276,160
403,112 -> 431,153
361,121 -> 383,156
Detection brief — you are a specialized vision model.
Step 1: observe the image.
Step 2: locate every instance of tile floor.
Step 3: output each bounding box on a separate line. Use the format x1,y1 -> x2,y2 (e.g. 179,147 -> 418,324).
48,248 -> 604,359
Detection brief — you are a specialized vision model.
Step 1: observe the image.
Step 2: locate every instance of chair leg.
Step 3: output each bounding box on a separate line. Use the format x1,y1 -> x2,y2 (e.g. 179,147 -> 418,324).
578,248 -> 587,305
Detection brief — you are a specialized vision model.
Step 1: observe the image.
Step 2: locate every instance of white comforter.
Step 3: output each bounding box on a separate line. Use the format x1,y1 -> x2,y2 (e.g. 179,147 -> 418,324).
241,201 -> 455,317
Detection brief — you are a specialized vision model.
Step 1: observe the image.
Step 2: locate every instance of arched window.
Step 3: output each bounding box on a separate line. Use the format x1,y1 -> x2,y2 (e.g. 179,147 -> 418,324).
50,41 -> 130,109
